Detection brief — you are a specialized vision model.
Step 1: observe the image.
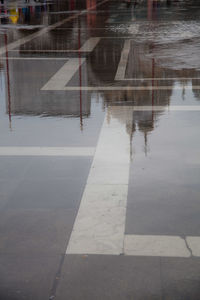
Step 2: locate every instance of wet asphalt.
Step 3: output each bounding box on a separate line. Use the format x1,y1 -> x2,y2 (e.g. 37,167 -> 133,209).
1,0 -> 200,299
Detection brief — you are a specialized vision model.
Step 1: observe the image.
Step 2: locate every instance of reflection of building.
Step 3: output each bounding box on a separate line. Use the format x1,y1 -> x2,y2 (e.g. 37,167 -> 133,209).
4,59 -> 91,117
107,105 -> 159,157
87,28 -> 200,155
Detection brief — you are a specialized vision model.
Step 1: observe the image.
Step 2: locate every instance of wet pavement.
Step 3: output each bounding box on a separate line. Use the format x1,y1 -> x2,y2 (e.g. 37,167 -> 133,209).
1,0 -> 200,299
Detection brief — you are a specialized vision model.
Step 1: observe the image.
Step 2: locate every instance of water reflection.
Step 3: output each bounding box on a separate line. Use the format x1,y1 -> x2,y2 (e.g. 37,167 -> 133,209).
0,0 -> 92,26
1,0 -> 200,151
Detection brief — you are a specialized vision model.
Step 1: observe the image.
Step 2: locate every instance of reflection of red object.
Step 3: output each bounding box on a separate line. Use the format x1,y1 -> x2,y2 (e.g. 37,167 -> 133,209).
69,0 -> 75,11
87,0 -> 96,28
148,0 -> 152,20
148,0 -> 158,20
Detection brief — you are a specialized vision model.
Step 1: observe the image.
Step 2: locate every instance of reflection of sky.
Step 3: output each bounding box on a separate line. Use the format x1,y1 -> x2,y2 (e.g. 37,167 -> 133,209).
170,83 -> 200,105
0,67 -> 6,117
131,111 -> 200,158
0,94 -> 105,147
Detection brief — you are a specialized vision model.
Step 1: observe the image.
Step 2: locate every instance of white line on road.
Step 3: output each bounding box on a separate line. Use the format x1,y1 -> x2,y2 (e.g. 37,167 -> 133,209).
124,235 -> 191,257
66,107 -> 130,255
0,147 -> 95,156
41,58 -> 85,90
2,37 -> 101,56
131,105 -> 200,111
115,40 -> 130,81
8,49 -> 89,53
109,106 -> 200,111
186,237 -> 200,257
0,57 -> 68,60
79,37 -> 101,52
60,85 -> 200,91
121,77 -> 200,81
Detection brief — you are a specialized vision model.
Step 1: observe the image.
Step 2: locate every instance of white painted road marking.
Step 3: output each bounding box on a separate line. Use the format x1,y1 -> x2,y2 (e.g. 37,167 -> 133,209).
40,37 -> 101,91
5,38 -> 100,54
131,106 -> 200,111
0,147 -> 95,156
114,39 -> 200,82
66,107 -> 130,255
122,77 -> 200,81
0,57 -> 68,60
51,85 -> 200,91
79,37 -> 101,52
115,40 -> 131,80
186,237 -> 200,257
41,58 -> 85,90
124,235 -> 191,257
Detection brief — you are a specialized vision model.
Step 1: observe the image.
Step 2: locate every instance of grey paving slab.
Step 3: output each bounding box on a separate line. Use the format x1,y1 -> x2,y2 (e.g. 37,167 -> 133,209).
0,179 -> 21,210
56,255 -> 162,300
0,157 -> 32,210
6,178 -> 86,209
0,157 -> 31,180
3,157 -> 92,210
161,257 -> 200,300
0,208 -> 76,256
25,156 -> 92,179
0,254 -> 60,300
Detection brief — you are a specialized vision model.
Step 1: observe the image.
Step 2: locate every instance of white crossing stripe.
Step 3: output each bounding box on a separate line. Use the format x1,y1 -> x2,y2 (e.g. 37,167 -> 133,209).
131,105 -> 200,111
122,77 -> 200,81
124,235 -> 191,257
0,57 -> 68,60
0,147 -> 95,156
115,40 -> 130,81
66,107 -> 130,255
3,37 -> 100,55
114,39 -> 200,82
186,237 -> 200,257
79,37 -> 101,52
60,86 -> 200,91
41,58 -> 85,90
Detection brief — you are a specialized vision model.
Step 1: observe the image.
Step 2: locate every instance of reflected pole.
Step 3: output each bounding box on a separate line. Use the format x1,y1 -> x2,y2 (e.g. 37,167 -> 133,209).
147,0 -> 152,20
78,18 -> 83,131
4,33 -> 12,130
151,57 -> 155,126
